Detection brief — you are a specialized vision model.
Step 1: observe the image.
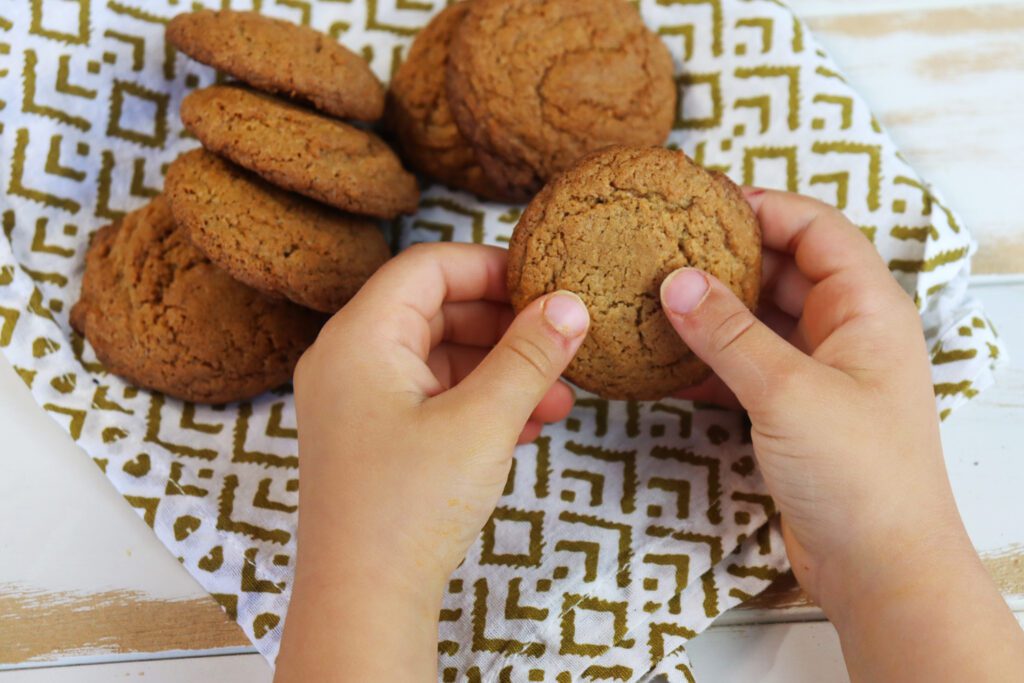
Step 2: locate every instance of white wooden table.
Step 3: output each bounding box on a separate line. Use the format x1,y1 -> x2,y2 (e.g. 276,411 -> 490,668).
2,1 -> 1023,680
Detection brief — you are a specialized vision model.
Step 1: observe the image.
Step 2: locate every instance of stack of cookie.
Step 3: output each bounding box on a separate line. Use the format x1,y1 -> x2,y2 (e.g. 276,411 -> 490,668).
386,0 -> 678,203
72,10 -> 420,404
165,10 -> 420,311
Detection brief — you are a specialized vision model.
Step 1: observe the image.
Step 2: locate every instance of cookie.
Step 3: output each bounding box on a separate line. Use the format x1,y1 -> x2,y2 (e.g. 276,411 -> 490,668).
385,3 -> 505,202
180,85 -> 420,218
167,10 -> 385,122
447,0 -> 677,201
70,196 -> 324,404
507,146 -> 761,400
165,150 -> 390,313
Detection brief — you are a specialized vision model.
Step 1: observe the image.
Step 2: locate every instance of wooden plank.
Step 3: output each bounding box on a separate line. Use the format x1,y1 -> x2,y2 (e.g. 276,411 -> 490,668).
0,654 -> 271,682
0,358 -> 248,666
800,3 -> 1024,274
0,587 -> 248,664
788,0 -> 1024,18
0,2 -> 1022,667
1,614 -> 1019,682
1,280 -> 1022,662
690,615 -> 1024,683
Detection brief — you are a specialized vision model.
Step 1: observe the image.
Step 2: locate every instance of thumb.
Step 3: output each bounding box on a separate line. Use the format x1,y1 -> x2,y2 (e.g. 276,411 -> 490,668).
448,291 -> 589,429
660,268 -> 811,410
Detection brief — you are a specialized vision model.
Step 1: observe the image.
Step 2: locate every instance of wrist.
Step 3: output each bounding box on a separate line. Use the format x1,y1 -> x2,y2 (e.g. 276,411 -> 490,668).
821,518 -> 977,635
276,541 -> 446,682
295,539 -> 448,622
822,529 -> 1024,682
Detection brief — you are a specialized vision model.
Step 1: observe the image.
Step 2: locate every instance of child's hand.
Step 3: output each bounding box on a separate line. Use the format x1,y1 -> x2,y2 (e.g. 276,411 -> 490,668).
659,189 -> 1024,681
276,243 -> 589,682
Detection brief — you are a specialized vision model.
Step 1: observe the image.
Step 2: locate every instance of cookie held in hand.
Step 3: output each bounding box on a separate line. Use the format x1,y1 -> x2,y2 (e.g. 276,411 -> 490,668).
507,146 -> 761,401
70,196 -> 323,404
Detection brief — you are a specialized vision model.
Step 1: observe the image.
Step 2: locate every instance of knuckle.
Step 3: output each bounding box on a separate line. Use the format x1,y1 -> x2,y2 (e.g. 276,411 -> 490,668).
390,242 -> 438,271
771,363 -> 809,398
402,241 -> 435,258
293,347 -> 315,389
708,308 -> 757,356
502,334 -> 555,379
318,311 -> 354,345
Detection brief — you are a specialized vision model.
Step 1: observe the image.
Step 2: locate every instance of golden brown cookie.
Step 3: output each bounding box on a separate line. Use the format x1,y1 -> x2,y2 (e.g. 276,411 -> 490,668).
385,3 -> 506,201
180,85 -> 420,218
70,196 -> 323,404
507,147 -> 761,401
167,9 -> 385,122
447,0 -> 677,201
166,149 -> 391,313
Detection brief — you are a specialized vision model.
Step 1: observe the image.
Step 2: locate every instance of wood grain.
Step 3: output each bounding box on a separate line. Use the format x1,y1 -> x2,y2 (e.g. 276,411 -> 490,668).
0,654 -> 271,682
788,0 -> 1024,17
0,585 -> 247,665
737,543 -> 1024,613
808,4 -> 1024,35
983,545 -> 1024,596
804,4 -> 1024,274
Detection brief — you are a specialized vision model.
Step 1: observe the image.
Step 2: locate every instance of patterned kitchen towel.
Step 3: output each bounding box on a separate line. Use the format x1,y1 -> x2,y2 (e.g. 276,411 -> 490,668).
0,0 -> 1005,680
636,519 -> 789,683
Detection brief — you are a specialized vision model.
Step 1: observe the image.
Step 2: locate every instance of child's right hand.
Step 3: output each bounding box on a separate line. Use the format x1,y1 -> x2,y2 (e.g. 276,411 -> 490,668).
659,189 -> 1024,681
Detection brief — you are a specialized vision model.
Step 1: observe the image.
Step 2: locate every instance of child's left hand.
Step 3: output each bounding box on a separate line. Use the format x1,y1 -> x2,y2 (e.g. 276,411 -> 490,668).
276,243 -> 589,682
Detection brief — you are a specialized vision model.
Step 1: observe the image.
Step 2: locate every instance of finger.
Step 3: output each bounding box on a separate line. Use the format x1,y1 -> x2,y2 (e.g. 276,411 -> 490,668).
672,302 -> 799,408
427,301 -> 516,348
439,291 -> 589,431
743,188 -> 890,283
761,249 -> 813,318
425,343 -> 488,391
532,381 -> 576,423
518,421 -> 544,445
796,269 -> 919,362
673,375 -> 741,409
427,343 -> 574,418
744,188 -> 916,359
661,267 -> 820,411
343,243 -> 510,363
758,302 -> 801,351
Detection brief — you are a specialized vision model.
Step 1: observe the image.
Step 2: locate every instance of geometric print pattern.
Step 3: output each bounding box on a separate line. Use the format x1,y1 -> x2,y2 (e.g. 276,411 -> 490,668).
0,0 -> 1004,680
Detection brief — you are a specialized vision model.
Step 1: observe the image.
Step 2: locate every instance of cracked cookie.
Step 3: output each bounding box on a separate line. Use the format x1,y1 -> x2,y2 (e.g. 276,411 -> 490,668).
166,149 -> 391,313
385,2 -> 506,202
447,0 -> 677,201
167,9 -> 385,122
70,196 -> 324,404
181,85 -> 420,218
507,146 -> 761,400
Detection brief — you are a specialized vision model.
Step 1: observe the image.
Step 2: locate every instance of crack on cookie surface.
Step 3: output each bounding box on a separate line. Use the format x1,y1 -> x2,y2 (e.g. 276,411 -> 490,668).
181,85 -> 419,218
508,147 -> 761,400
447,0 -> 677,198
73,196 -> 324,404
165,149 -> 389,313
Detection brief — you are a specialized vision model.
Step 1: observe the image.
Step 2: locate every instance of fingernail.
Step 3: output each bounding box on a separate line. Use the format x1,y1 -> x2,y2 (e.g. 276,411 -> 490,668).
661,268 -> 710,315
543,291 -> 590,338
742,186 -> 766,198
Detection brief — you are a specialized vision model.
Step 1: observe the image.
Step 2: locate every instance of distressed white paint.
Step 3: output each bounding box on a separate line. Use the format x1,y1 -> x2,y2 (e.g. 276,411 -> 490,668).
788,0 -> 1023,18
0,359 -> 213,601
0,654 -> 272,682
803,3 -> 1024,273
690,613 -> 1024,683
